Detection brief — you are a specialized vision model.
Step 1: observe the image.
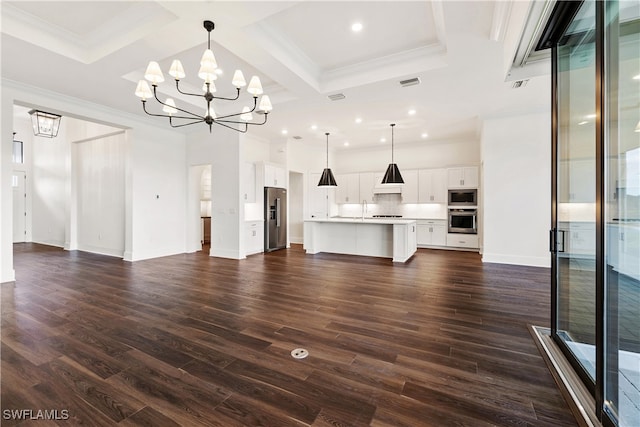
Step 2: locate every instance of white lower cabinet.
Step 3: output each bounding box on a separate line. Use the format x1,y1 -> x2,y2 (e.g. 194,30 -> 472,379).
245,221 -> 264,255
446,233 -> 479,249
416,220 -> 447,247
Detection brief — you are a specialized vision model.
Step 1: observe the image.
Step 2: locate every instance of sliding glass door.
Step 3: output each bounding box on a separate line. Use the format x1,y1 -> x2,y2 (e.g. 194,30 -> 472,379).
550,1 -> 639,425
603,2 -> 640,425
554,0 -> 597,388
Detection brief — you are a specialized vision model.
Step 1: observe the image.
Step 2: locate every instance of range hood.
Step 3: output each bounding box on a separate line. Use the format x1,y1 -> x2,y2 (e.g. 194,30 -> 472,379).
373,184 -> 403,194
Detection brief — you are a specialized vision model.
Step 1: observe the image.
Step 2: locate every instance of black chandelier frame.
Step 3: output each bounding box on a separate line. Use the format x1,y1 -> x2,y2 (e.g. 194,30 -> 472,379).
138,20 -> 270,133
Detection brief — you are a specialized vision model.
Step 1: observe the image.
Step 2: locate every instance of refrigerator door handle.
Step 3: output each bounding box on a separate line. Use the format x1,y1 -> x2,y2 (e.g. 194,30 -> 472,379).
275,198 -> 281,227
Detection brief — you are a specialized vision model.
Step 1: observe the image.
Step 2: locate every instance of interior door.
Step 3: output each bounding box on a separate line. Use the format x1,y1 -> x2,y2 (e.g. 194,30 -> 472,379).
12,171 -> 26,243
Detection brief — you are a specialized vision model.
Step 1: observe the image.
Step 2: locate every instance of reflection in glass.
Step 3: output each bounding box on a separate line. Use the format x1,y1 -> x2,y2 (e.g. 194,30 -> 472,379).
604,1 -> 640,425
555,0 -> 597,382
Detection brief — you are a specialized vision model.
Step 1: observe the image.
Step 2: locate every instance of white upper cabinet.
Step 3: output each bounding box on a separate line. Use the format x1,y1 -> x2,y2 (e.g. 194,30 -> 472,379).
359,172 -> 376,204
401,170 -> 419,203
335,173 -> 360,204
309,172 -> 331,218
242,162 -> 256,203
559,159 -> 595,202
448,166 -> 479,189
418,168 -> 447,203
264,164 -> 287,188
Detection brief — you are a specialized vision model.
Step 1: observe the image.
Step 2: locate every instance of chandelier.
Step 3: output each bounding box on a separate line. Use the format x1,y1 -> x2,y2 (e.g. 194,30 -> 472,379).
134,20 -> 273,133
28,109 -> 62,138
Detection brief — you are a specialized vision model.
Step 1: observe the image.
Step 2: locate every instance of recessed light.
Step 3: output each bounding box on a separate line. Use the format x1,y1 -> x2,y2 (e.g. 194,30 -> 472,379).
355,117 -> 362,124
344,142 -> 350,147
282,129 -> 288,135
380,137 -> 386,143
311,124 -> 317,130
421,133 -> 428,138
578,121 -> 589,125
351,22 -> 363,32
408,109 -> 416,116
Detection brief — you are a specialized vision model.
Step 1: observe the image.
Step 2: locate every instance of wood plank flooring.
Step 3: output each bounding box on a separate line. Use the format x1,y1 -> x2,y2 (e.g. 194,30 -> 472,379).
1,243 -> 578,426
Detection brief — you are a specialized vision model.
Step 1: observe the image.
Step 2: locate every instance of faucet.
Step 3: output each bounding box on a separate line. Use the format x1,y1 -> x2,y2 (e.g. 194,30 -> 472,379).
361,200 -> 368,220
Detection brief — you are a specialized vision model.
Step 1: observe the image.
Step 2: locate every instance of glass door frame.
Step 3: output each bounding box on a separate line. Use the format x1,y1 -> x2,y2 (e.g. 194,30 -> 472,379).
546,1 -> 615,425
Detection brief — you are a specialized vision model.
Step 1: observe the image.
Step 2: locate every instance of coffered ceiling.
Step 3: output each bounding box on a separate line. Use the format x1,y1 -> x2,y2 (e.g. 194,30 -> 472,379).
1,1 -> 552,149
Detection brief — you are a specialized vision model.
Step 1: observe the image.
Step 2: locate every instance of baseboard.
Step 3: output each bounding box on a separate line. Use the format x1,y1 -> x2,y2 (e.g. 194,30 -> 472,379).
209,248 -> 243,260
482,252 -> 550,267
76,244 -> 124,259
530,326 -> 601,427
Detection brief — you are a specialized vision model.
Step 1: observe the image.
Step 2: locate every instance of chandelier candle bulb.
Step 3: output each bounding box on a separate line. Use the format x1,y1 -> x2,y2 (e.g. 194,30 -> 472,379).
240,106 -> 253,121
144,61 -> 165,84
202,81 -> 217,93
135,80 -> 152,100
199,50 -> 218,81
162,98 -> 177,115
169,60 -> 186,80
259,95 -> 273,112
232,70 -> 247,87
247,76 -> 263,96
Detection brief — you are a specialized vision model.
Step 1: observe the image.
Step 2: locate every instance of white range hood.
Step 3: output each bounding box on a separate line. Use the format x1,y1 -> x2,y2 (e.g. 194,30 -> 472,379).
373,184 -> 403,194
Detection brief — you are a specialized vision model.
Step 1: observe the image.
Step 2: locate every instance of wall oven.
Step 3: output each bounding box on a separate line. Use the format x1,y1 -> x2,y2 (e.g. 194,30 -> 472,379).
448,189 -> 477,206
448,209 -> 477,234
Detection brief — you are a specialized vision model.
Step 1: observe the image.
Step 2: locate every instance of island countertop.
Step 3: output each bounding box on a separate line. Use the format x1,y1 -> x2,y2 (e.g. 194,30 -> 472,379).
303,218 -> 417,262
305,217 -> 417,225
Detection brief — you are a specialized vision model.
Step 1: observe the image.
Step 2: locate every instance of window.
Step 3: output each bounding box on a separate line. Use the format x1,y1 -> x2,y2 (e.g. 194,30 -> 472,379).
12,139 -> 23,164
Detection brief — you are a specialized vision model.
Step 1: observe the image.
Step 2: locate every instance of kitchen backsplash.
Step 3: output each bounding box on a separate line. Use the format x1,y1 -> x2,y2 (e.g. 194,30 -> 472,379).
338,194 -> 447,219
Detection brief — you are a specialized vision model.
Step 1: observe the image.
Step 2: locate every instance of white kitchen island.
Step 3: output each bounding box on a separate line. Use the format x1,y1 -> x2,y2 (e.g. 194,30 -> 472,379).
303,218 -> 417,263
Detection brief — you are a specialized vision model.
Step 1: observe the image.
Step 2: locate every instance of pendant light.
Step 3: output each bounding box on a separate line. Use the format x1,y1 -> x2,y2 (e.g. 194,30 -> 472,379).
381,123 -> 404,184
318,132 -> 337,186
28,109 -> 62,138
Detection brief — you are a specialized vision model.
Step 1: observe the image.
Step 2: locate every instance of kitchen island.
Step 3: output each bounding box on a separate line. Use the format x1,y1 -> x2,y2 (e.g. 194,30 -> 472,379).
303,218 -> 417,263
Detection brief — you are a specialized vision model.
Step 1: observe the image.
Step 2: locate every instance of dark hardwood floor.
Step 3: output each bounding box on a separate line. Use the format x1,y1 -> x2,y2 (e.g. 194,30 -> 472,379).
1,243 -> 577,426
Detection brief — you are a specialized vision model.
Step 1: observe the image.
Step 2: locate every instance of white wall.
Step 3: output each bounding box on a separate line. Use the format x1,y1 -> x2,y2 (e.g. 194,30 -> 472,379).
75,132 -> 126,257
126,127 -> 187,261
481,111 -> 551,267
1,79 -> 189,281
187,127 -> 244,259
333,138 -> 480,173
1,85 -> 15,281
31,119 -> 69,247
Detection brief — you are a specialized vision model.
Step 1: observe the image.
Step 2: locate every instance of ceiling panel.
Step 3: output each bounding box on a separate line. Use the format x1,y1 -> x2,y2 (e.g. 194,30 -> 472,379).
263,1 -> 437,71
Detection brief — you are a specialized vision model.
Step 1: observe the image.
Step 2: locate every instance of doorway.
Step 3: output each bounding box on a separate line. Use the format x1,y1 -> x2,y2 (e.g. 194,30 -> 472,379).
289,171 -> 304,244
188,164 -> 212,253
12,171 -> 26,243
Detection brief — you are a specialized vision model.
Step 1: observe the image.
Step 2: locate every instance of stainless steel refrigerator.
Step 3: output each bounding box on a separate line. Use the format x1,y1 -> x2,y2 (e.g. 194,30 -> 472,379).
264,187 -> 287,252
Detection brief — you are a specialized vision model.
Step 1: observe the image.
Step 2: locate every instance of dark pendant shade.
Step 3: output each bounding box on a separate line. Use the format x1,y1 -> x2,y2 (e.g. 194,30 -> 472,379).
382,163 -> 404,184
381,123 -> 404,184
318,132 -> 337,187
318,168 -> 337,186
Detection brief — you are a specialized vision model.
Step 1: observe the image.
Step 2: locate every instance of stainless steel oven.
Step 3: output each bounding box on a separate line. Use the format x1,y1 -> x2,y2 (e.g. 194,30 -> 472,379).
448,209 -> 477,234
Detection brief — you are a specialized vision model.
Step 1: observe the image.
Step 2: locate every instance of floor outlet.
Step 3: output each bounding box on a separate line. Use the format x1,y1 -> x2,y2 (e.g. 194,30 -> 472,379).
291,348 -> 309,359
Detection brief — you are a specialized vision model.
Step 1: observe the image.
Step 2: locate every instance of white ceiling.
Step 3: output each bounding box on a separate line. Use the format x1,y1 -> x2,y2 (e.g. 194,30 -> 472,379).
1,1 -> 552,150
